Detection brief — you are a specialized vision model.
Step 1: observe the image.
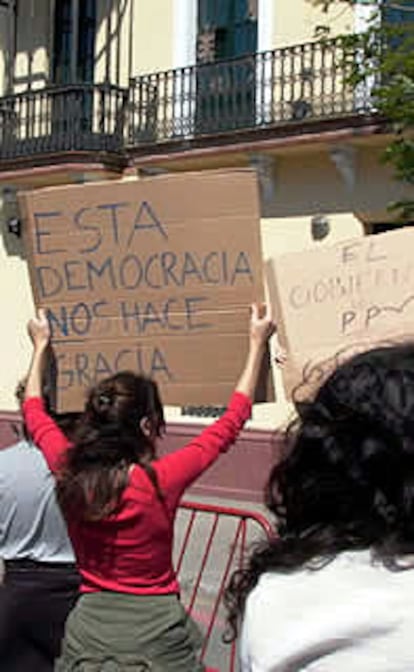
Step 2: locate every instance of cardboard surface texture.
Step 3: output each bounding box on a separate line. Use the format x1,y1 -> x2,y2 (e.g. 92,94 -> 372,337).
20,169 -> 272,411
270,228 -> 414,402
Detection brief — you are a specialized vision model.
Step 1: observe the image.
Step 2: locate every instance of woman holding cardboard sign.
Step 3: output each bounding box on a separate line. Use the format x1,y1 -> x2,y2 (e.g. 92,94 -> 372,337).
22,304 -> 274,671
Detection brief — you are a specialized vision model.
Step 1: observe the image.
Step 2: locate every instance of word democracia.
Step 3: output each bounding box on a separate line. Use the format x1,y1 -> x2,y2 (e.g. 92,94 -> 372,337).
36,250 -> 253,298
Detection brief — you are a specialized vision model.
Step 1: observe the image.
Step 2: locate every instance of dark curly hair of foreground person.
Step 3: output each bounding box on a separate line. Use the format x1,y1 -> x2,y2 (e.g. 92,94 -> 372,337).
225,343 -> 414,640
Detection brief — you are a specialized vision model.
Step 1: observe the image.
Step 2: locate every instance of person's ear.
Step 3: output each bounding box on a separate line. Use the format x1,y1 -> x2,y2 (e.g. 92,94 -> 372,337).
139,416 -> 152,438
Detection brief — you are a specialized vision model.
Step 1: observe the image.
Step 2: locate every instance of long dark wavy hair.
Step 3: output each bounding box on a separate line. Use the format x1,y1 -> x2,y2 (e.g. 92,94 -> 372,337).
56,371 -> 165,521
225,343 -> 414,640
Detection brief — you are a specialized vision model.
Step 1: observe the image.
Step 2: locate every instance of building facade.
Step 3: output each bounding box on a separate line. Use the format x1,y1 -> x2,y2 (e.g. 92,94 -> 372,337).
0,0 -> 412,501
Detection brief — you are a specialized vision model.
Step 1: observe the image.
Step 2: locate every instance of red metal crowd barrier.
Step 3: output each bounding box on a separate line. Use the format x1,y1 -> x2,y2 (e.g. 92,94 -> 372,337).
176,499 -> 273,672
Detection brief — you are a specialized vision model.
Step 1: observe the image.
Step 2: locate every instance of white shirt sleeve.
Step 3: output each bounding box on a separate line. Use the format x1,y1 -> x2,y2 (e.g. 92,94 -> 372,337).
237,555 -> 414,672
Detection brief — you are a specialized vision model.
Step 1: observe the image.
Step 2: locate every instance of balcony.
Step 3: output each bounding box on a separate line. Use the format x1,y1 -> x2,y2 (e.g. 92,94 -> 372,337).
129,36 -> 377,150
0,83 -> 128,167
0,37 -> 379,170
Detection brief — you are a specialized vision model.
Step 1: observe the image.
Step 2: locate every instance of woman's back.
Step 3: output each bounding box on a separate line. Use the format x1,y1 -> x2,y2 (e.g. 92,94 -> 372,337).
68,464 -> 175,594
241,550 -> 414,671
23,389 -> 252,594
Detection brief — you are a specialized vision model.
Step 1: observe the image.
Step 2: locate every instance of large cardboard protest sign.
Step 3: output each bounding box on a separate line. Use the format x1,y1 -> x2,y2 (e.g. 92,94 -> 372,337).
20,169 -> 272,412
270,228 -> 414,401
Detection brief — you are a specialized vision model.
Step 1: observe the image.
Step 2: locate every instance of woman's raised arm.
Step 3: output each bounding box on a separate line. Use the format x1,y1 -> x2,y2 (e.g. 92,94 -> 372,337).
155,303 -> 276,499
23,309 -> 71,473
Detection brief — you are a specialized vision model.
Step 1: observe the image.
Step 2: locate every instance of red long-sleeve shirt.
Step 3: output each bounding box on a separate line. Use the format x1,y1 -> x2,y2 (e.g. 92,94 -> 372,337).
22,392 -> 251,595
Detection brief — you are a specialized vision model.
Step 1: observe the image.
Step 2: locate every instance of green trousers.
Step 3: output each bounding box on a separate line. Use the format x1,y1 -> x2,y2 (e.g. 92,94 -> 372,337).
55,591 -> 206,672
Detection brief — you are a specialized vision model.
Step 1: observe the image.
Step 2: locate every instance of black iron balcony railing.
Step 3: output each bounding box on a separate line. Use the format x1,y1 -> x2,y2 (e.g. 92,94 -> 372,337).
128,36 -> 376,145
0,83 -> 128,160
0,37 -> 377,163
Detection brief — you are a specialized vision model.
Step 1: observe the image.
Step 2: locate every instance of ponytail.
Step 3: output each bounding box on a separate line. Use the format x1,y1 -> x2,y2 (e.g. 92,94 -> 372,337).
56,371 -> 165,520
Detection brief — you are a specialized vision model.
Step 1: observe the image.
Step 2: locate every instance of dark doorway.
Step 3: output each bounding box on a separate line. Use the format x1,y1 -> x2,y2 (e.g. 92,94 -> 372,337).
196,0 -> 258,134
52,0 -> 97,140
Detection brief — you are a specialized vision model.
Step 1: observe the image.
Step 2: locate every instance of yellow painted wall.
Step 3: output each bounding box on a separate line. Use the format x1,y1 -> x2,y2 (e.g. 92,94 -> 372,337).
265,149 -> 412,222
354,147 -> 414,223
0,195 -> 35,412
129,0 -> 173,76
273,0 -> 354,49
